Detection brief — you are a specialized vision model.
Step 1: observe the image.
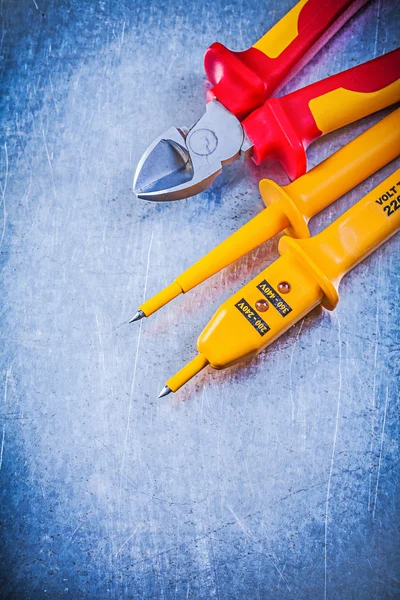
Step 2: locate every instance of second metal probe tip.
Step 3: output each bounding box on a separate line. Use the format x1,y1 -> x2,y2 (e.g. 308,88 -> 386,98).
129,309 -> 146,323
158,385 -> 172,399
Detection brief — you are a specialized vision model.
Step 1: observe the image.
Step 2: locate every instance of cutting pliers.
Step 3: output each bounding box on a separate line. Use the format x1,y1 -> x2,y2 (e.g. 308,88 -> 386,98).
133,0 -> 400,202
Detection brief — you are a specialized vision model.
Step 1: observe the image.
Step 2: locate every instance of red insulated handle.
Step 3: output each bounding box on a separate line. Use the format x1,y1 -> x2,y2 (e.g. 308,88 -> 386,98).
242,48 -> 400,181
204,0 -> 368,120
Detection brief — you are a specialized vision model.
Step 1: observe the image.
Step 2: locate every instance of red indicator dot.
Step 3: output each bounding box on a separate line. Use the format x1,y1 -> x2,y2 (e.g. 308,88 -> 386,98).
277,281 -> 291,294
255,299 -> 269,312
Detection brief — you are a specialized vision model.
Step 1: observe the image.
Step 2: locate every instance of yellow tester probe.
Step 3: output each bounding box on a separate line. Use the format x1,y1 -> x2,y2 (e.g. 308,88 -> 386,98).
159,168 -> 400,396
130,109 -> 400,323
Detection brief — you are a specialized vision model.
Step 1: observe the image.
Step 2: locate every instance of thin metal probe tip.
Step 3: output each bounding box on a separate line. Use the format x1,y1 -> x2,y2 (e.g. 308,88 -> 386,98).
158,385 -> 172,399
129,309 -> 146,323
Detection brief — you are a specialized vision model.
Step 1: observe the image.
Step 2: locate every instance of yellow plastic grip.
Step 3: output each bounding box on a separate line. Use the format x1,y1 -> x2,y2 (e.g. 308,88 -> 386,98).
253,0 -> 308,58
310,80 -> 400,136
280,168 -> 400,309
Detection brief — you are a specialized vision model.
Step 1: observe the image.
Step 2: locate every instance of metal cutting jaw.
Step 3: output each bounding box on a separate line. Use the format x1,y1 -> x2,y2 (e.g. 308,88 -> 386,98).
133,101 -> 253,201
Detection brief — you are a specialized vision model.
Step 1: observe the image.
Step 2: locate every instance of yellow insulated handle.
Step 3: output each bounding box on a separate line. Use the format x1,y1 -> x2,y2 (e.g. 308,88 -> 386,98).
252,1 -> 365,60
253,0 -> 309,58
280,168 -> 400,309
260,107 -> 400,237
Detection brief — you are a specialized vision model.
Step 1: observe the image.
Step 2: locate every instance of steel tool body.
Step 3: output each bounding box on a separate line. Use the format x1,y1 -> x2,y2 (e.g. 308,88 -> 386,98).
133,0 -> 400,202
130,109 -> 400,323
158,168 -> 400,396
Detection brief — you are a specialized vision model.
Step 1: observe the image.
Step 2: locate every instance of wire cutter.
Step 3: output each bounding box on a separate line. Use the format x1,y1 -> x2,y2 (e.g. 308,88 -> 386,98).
133,0 -> 400,202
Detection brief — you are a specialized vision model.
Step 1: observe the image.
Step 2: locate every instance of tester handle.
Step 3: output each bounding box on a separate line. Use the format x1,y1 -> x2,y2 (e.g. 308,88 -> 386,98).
280,168 -> 400,309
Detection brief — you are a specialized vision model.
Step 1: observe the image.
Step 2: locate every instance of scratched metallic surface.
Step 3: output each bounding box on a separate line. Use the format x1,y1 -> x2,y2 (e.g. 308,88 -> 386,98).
0,0 -> 399,598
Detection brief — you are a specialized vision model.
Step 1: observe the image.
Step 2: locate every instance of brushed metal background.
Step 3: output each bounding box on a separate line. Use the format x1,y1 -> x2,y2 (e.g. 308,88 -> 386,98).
0,1 -> 399,597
